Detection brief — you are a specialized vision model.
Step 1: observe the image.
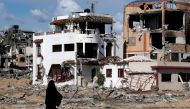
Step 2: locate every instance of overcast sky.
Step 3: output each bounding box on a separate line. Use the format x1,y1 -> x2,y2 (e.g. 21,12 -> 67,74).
0,0 -> 134,34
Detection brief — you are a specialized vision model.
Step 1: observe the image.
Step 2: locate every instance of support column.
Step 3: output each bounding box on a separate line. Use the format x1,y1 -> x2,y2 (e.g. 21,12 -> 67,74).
74,62 -> 77,85
97,47 -> 99,59
183,13 -> 186,32
74,43 -> 78,85
85,21 -> 88,34
32,45 -> 37,84
140,14 -> 143,29
83,43 -> 85,56
112,41 -> 116,57
4,58 -> 8,68
104,42 -> 107,57
162,1 -> 165,44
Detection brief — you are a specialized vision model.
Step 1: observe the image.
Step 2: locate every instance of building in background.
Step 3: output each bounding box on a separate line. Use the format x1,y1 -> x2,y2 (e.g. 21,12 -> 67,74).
123,0 -> 190,90
0,25 -> 34,70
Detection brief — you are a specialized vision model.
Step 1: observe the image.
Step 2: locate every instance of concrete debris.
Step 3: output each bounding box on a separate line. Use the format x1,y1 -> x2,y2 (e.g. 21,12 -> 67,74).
93,88 -> 187,104
62,97 -> 94,104
0,96 -> 17,104
0,69 -> 30,79
1,76 -> 190,108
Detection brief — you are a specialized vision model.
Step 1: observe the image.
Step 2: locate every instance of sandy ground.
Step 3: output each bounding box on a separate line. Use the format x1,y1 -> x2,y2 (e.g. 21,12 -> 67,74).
1,77 -> 190,109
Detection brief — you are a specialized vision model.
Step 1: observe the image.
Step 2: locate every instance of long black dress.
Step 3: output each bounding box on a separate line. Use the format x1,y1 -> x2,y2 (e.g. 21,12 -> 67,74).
45,80 -> 63,109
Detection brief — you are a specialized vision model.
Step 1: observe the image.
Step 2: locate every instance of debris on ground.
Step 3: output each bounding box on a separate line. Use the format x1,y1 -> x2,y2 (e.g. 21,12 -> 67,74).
1,75 -> 190,109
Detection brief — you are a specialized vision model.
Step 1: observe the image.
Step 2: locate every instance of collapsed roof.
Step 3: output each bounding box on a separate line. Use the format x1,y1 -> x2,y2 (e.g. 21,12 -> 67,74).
63,56 -> 126,65
126,0 -> 190,10
127,0 -> 171,7
124,56 -> 154,62
51,14 -> 113,25
131,0 -> 169,3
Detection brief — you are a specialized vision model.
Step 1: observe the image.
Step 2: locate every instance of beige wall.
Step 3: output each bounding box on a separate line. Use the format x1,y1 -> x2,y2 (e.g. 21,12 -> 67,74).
129,61 -> 157,72
158,73 -> 184,91
127,32 -> 151,53
123,6 -> 152,58
123,2 -> 190,58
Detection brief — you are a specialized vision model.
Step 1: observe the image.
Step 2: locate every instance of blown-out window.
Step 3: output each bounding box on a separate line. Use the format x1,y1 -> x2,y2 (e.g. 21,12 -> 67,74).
171,53 -> 179,62
106,69 -> 112,78
118,69 -> 124,78
85,43 -> 97,58
178,73 -> 190,82
64,44 -> 74,51
161,73 -> 171,82
128,37 -> 136,46
52,44 -> 62,52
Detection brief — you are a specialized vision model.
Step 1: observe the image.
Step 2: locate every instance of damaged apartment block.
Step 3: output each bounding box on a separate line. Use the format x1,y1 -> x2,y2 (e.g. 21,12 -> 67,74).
124,0 -> 190,61
124,0 -> 190,90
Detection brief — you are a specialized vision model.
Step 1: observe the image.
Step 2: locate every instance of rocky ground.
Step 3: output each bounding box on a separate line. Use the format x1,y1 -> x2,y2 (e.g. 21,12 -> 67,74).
1,72 -> 190,109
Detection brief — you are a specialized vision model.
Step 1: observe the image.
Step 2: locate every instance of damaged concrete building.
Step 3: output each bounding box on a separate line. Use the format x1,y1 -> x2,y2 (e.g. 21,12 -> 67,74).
123,0 -> 190,90
0,25 -> 33,70
32,8 -> 120,86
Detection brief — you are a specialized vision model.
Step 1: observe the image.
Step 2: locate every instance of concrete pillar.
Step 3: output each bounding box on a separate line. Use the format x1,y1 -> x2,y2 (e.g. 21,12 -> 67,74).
83,43 -> 85,56
4,58 -> 8,68
183,13 -> 186,31
140,14 -> 143,29
104,42 -> 107,57
85,21 -> 88,34
74,43 -> 78,85
32,44 -> 37,84
162,1 -> 165,44
112,41 -> 116,56
97,47 -> 99,59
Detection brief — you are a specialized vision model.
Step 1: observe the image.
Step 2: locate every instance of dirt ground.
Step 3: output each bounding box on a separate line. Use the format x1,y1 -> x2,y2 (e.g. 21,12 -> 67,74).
1,77 -> 190,109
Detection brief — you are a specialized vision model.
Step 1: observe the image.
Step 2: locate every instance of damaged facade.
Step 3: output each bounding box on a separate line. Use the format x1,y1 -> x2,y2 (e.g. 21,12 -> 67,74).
124,0 -> 190,90
0,25 -> 33,69
33,9 -> 119,86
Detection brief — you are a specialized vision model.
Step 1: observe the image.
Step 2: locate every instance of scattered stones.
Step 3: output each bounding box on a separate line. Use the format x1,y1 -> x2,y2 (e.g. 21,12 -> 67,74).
0,69 -> 30,79
1,76 -> 190,108
0,96 -> 17,104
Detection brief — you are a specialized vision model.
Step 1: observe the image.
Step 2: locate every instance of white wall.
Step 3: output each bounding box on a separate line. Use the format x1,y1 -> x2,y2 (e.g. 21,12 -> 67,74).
102,64 -> 128,88
33,32 -> 104,85
115,35 -> 123,59
80,65 -> 100,81
102,64 -> 156,90
25,46 -> 33,56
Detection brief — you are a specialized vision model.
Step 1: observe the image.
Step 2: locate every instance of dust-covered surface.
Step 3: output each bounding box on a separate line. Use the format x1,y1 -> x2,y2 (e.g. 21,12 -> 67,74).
1,75 -> 190,109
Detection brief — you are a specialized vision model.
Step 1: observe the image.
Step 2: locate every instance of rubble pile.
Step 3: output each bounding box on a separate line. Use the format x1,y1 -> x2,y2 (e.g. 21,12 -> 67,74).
0,69 -> 30,79
1,77 -> 190,108
0,96 -> 17,104
103,89 -> 186,103
57,86 -> 189,108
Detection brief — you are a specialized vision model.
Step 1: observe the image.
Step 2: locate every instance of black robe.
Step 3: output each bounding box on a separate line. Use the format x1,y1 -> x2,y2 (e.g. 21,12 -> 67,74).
45,80 -> 63,109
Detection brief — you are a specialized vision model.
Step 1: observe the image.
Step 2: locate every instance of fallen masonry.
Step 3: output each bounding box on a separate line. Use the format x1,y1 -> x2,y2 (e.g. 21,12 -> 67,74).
1,76 -> 190,109
0,96 -> 17,104
0,69 -> 30,79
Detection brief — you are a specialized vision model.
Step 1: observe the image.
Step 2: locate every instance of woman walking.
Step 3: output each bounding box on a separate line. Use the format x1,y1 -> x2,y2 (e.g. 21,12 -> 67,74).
45,80 -> 63,109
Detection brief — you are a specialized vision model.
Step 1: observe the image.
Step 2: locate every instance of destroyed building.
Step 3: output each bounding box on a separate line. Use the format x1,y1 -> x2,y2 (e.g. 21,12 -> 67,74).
123,0 -> 190,90
0,25 -> 34,69
32,8 -> 120,86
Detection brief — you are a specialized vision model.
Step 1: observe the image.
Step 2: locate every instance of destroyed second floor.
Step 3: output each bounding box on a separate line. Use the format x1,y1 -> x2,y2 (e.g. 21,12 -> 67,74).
33,9 -> 117,64
123,0 -> 190,62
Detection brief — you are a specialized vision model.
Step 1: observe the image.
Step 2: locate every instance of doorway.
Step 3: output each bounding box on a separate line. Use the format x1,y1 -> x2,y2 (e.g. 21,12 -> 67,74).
91,68 -> 96,82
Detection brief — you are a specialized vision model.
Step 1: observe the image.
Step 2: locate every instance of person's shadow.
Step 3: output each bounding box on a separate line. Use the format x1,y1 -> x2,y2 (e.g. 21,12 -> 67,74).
45,80 -> 63,109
